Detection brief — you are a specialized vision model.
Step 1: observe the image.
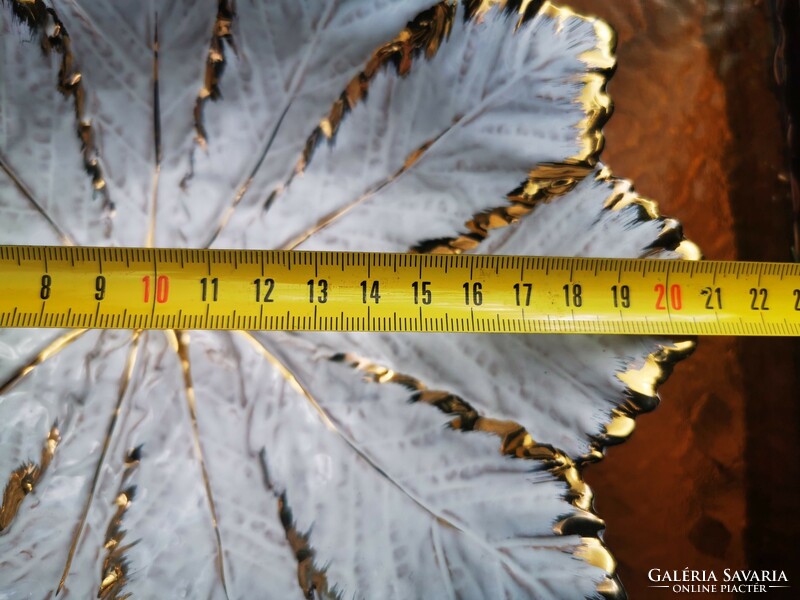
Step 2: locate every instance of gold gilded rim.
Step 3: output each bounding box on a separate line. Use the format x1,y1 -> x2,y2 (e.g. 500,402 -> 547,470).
532,5 -> 701,599
0,2 -> 700,598
290,2 -> 700,597
413,0 -> 617,254
419,4 -> 701,598
2,0 -> 111,217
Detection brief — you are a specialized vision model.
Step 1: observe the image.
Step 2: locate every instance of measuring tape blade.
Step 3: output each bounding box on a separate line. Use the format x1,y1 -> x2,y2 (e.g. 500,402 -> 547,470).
0,245 -> 798,336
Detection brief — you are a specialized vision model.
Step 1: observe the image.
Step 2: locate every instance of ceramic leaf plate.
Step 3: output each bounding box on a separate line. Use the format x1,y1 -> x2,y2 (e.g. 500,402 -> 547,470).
0,1 -> 698,598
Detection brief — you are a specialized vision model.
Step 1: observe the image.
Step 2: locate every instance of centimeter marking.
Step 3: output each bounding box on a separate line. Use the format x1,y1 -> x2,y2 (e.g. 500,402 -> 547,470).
0,245 -> 799,336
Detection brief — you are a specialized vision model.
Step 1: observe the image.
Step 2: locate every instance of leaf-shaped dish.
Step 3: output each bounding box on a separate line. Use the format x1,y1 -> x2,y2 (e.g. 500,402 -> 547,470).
0,1 -> 699,598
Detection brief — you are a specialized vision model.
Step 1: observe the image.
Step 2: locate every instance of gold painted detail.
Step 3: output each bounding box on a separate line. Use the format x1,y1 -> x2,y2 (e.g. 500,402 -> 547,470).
596,575 -> 626,600
97,446 -> 141,600
6,0 -> 112,217
616,341 -> 697,400
393,5 -> 697,589
333,352 -> 623,597
411,2 -> 615,254
0,2 -> 693,598
0,330 -> 85,531
202,1 -> 458,248
240,331 -> 574,591
414,161 -> 595,253
259,450 -> 340,600
578,338 -> 696,465
0,427 -> 60,532
0,329 -> 87,397
334,353 -> 595,508
403,78 -> 702,476
285,0 -> 613,254
192,0 -> 236,153
171,330 -> 231,600
603,175 -> 703,262
58,332 -> 141,595
209,0 -> 612,256
0,152 -> 74,246
464,1 -> 545,26
300,1 -> 457,172
575,171 -> 701,466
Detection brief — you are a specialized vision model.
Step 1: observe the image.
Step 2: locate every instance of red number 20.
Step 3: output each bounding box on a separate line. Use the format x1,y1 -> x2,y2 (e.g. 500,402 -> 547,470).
654,284 -> 682,310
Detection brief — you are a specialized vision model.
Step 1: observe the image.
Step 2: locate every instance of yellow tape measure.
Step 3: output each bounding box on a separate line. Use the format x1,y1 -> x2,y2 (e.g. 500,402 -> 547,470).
1,245 -> 799,336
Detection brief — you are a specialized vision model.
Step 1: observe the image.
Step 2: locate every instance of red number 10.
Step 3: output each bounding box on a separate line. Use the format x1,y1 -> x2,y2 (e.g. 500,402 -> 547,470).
142,275 -> 169,303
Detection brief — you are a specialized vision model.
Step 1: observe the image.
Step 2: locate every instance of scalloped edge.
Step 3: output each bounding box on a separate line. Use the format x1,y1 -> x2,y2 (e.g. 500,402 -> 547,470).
535,6 -> 701,600
0,2 -> 700,598
449,4 -> 702,599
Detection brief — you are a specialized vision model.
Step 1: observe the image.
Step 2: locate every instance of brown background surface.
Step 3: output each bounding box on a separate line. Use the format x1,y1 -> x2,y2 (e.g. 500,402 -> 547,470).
562,1 -> 800,597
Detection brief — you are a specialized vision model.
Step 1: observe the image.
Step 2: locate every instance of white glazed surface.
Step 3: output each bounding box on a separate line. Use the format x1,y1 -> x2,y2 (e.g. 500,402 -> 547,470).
0,2 -> 683,598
